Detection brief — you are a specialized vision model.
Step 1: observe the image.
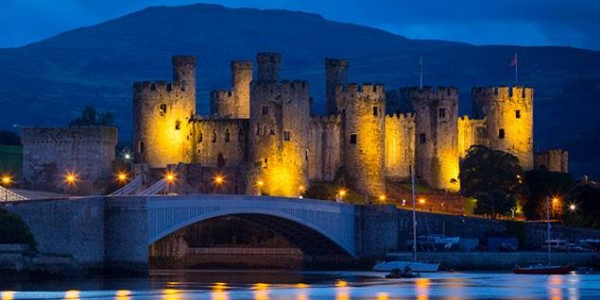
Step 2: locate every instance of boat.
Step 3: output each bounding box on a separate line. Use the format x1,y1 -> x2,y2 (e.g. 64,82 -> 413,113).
385,267 -> 421,278
374,165 -> 440,273
513,264 -> 572,275
513,196 -> 572,275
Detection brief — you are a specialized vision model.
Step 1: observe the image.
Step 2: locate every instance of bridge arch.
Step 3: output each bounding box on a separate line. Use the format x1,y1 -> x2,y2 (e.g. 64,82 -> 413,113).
147,195 -> 357,257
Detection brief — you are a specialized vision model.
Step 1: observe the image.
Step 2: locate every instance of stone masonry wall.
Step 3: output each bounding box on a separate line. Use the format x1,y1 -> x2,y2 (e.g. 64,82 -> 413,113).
308,115 -> 342,182
384,113 -> 415,181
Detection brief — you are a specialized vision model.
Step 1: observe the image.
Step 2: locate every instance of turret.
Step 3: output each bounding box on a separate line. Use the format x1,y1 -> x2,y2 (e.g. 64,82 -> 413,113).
401,86 -> 460,191
172,55 -> 196,98
471,86 -> 534,169
256,53 -> 282,82
342,83 -> 386,197
325,58 -> 349,115
232,60 -> 253,118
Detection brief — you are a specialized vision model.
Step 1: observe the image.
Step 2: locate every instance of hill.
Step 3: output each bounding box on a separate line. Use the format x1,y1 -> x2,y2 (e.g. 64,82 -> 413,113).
0,3 -> 599,178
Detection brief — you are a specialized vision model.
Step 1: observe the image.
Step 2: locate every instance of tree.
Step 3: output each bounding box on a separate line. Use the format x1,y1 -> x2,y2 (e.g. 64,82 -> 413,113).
564,183 -> 600,229
459,145 -> 522,218
0,130 -> 20,145
521,169 -> 575,220
0,208 -> 36,249
69,105 -> 115,126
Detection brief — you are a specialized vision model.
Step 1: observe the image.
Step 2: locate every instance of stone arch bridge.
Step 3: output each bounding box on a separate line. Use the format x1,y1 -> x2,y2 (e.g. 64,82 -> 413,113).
5,195 -> 398,273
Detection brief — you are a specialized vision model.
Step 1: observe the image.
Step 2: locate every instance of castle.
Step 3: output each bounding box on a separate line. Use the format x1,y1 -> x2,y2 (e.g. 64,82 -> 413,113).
130,52 -> 567,198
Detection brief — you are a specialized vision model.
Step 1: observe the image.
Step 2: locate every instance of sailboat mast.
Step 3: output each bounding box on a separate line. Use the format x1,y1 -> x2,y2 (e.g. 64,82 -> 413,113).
411,164 -> 417,262
546,196 -> 551,265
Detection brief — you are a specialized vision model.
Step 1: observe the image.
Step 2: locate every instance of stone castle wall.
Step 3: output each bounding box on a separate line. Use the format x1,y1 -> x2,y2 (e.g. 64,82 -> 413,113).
534,149 -> 569,173
342,84 -> 386,197
457,116 -> 488,158
472,86 -> 534,169
402,87 -> 460,191
21,126 -> 117,193
133,56 -> 196,168
309,115 -> 342,182
210,61 -> 253,118
384,113 -> 416,181
190,118 -> 249,168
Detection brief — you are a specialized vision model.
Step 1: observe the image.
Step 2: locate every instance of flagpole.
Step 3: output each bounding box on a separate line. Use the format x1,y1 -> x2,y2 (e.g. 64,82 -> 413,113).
419,56 -> 423,89
515,52 -> 519,85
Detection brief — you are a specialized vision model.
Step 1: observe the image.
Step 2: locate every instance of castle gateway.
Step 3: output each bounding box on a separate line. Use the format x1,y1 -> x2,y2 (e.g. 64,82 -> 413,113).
133,53 -> 536,197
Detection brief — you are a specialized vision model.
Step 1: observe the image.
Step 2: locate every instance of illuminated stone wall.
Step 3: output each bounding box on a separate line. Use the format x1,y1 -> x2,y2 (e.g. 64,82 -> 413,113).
472,86 -> 534,169
308,115 -> 342,182
534,149 -> 569,173
402,87 -> 460,191
384,113 -> 416,181
248,80 -> 310,197
21,126 -> 117,192
133,56 -> 196,168
210,61 -> 253,118
457,116 -> 488,158
342,84 -> 386,197
190,118 -> 249,168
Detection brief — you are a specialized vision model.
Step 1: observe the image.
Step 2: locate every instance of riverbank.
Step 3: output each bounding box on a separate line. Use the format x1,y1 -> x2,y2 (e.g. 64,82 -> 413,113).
385,251 -> 600,270
0,244 -> 83,280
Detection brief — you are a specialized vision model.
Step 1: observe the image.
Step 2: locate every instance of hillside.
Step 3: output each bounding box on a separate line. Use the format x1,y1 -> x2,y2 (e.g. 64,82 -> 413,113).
0,3 -> 598,178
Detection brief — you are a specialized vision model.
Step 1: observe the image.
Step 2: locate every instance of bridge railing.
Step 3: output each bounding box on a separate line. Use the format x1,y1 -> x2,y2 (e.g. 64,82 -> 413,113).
0,187 -> 28,202
186,247 -> 303,255
109,176 -> 142,196
138,179 -> 168,195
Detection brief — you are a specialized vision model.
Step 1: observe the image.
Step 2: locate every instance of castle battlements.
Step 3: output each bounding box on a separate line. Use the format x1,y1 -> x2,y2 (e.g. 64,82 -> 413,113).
342,83 -> 385,101
325,58 -> 349,68
401,86 -> 458,101
385,112 -> 416,121
251,80 -> 310,95
133,81 -> 187,95
472,86 -> 534,100
232,60 -> 253,70
211,89 -> 235,100
310,114 -> 341,126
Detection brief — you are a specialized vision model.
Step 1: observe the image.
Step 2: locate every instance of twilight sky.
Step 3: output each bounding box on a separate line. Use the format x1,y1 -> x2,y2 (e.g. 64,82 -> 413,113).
1,0 -> 599,50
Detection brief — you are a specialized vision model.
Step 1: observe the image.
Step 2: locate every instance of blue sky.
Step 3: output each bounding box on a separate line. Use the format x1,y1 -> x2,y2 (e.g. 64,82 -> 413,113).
1,0 -> 599,50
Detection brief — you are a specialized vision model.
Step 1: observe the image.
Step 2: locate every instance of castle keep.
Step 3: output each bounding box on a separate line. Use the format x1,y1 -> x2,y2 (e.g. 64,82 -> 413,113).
132,53 -> 545,197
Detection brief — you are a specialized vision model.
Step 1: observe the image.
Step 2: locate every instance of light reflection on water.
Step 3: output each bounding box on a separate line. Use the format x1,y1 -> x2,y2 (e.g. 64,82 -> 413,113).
1,271 -> 600,299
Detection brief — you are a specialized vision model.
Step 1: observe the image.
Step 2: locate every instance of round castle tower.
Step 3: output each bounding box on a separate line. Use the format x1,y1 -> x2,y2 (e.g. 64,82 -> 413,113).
133,56 -> 196,168
211,61 -> 253,118
402,86 -> 460,191
325,58 -> 349,115
472,86 -> 534,169
342,83 -> 386,197
248,53 -> 310,197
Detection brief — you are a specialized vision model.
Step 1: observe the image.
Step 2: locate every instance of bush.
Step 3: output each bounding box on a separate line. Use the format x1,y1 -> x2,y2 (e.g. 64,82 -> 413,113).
0,208 -> 36,249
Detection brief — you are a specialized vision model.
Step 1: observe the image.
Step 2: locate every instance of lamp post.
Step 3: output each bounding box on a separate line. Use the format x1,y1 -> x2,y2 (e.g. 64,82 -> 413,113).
1,175 -> 12,201
165,172 -> 176,195
213,175 -> 224,193
64,172 -> 77,194
256,180 -> 264,195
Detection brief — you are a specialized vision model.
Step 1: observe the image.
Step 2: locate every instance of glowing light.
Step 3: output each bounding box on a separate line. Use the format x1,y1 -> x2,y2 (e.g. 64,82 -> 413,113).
162,289 -> 180,300
116,172 -> 128,182
165,172 -> 176,183
552,197 -> 559,203
299,185 -> 305,191
64,290 -> 80,299
212,283 -> 229,300
214,176 -> 225,185
377,292 -> 389,300
252,283 -> 270,300
415,278 -> 430,300
418,198 -> 426,204
378,195 -> 387,202
256,180 -> 264,187
569,204 -> 576,211
1,175 -> 11,186
335,280 -> 348,287
338,190 -> 347,198
1,291 -> 15,300
64,172 -> 77,185
124,153 -> 131,160
335,280 -> 349,300
266,165 -> 296,196
115,290 -> 131,300
295,283 -> 309,289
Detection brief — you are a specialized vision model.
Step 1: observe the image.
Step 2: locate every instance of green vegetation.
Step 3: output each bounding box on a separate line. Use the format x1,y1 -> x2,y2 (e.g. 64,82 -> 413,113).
459,145 -> 522,219
69,105 -> 115,126
303,182 -> 371,204
0,130 -> 20,146
0,145 -> 23,175
0,208 -> 36,249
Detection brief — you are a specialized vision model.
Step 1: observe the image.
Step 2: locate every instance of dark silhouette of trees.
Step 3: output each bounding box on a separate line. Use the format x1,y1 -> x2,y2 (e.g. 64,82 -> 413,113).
69,105 -> 115,126
459,145 -> 522,219
521,169 -> 575,220
0,130 -> 20,145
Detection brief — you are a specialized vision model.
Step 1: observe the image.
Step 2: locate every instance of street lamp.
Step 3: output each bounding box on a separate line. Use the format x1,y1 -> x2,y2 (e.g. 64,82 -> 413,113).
378,195 -> 387,204
164,172 -> 176,195
64,172 -> 77,185
213,175 -> 225,193
256,180 -> 264,195
336,189 -> 347,202
1,175 -> 12,201
569,204 -> 576,211
116,172 -> 128,184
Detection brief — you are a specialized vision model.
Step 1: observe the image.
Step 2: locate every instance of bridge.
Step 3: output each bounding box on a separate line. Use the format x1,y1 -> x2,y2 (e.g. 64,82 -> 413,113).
4,195 -> 398,273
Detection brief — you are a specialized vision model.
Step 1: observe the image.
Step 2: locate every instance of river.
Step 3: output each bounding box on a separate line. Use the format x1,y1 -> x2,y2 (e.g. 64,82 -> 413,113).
1,270 -> 599,299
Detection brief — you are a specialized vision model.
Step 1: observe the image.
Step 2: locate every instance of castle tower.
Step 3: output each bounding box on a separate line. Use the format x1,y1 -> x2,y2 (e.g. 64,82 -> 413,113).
325,58 -> 349,115
133,56 -> 196,168
257,53 -> 282,82
248,53 -> 310,197
402,87 -> 460,191
472,86 -> 534,169
342,84 -> 386,197
232,60 -> 253,118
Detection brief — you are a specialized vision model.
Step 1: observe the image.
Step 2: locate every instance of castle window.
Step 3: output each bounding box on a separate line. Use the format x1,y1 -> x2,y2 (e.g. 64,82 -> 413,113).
212,131 -> 217,143
159,104 -> 167,116
373,106 -> 379,116
256,124 -> 261,135
238,129 -> 244,142
138,141 -> 145,154
284,130 -> 292,141
198,132 -> 203,143
175,121 -> 181,130
225,129 -> 230,143
350,133 -> 357,145
262,106 -> 269,115
499,129 -> 505,139
419,133 -> 426,144
516,110 -> 521,119
269,128 -> 275,135
438,108 -> 446,119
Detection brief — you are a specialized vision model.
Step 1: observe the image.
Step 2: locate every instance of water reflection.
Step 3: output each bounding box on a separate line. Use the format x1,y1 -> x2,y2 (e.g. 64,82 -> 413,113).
415,277 -> 430,300
162,288 -> 181,300
115,290 -> 131,300
211,282 -> 228,300
1,291 -> 15,300
252,283 -> 269,300
376,292 -> 389,300
64,290 -> 80,300
335,279 -> 349,300
548,275 -> 564,300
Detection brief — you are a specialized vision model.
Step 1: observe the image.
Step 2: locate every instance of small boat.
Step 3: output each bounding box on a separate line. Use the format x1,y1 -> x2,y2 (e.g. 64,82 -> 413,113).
374,261 -> 439,272
385,267 -> 420,278
513,264 -> 572,275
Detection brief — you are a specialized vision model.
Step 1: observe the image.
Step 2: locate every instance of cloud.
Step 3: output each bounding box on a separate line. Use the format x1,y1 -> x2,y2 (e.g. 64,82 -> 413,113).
0,0 -> 599,50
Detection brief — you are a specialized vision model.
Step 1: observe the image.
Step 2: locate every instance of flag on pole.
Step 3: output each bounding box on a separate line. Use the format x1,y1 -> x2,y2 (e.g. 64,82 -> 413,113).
510,53 -> 518,67
510,52 -> 519,84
